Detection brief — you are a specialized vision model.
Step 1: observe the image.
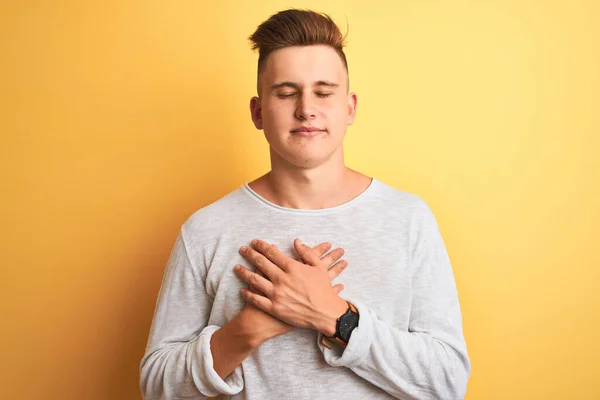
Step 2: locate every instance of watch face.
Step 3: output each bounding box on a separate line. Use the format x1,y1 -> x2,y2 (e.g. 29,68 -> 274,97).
338,313 -> 360,341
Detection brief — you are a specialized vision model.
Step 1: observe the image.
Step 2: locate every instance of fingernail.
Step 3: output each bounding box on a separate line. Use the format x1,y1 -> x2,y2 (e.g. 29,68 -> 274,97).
251,239 -> 258,246
296,238 -> 303,245
240,246 -> 248,253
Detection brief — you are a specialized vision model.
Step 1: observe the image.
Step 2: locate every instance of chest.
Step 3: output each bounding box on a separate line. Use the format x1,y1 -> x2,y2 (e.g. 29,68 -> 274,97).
202,228 -> 413,327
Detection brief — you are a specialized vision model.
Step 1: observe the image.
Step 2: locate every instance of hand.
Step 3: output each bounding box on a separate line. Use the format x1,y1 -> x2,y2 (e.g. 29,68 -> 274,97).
238,241 -> 347,341
235,238 -> 349,336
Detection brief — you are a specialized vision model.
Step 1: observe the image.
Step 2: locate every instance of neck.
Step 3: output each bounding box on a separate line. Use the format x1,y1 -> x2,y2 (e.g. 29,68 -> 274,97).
249,150 -> 371,210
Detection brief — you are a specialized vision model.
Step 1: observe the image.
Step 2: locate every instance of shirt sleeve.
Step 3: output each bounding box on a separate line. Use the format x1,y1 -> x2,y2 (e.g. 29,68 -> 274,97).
140,228 -> 244,399
318,203 -> 471,400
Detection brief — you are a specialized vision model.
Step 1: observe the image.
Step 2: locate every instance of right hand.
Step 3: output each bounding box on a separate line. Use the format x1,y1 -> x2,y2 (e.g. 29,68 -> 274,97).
241,241 -> 348,339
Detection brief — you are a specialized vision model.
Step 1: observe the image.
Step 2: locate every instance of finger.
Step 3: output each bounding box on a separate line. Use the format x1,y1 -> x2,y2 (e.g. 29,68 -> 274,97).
327,259 -> 348,281
312,242 -> 332,256
332,283 -> 344,294
250,268 -> 268,295
240,244 -> 285,278
249,239 -> 294,272
234,265 -> 274,297
320,247 -> 345,268
249,286 -> 265,295
255,268 -> 267,278
293,238 -> 323,266
294,239 -> 331,267
241,288 -> 274,314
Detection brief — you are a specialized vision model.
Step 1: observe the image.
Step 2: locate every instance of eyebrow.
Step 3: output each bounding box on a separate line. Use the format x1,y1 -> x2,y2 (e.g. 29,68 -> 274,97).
270,80 -> 340,90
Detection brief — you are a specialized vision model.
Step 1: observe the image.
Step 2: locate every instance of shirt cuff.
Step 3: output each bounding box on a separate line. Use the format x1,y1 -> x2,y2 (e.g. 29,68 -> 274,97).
194,325 -> 244,397
318,299 -> 374,368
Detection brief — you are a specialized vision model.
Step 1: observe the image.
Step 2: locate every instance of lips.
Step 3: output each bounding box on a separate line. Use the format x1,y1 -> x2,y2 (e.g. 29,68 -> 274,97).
291,126 -> 325,133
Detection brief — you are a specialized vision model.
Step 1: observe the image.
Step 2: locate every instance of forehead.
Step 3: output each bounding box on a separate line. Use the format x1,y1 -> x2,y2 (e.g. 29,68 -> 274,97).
261,45 -> 347,85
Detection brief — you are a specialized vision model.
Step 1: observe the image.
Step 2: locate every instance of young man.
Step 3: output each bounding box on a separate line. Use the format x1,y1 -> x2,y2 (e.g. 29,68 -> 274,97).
140,9 -> 470,400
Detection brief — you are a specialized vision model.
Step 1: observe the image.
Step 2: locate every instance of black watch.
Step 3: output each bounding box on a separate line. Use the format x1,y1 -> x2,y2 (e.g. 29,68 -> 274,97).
323,302 -> 359,347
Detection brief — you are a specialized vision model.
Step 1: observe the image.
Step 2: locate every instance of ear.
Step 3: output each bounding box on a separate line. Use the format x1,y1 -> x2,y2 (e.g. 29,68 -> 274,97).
347,92 -> 358,126
250,96 -> 263,129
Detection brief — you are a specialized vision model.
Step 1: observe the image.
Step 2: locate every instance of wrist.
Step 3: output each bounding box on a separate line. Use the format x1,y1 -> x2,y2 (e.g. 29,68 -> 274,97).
236,307 -> 274,349
316,296 -> 349,337
239,306 -> 289,348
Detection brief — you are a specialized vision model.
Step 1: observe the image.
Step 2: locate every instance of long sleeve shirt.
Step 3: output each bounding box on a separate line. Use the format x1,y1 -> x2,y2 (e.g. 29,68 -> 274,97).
140,178 -> 471,399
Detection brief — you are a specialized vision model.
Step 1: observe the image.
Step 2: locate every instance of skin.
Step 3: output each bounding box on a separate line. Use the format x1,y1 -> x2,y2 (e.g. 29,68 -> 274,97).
236,238 -> 349,336
211,242 -> 347,378
210,44 -> 372,380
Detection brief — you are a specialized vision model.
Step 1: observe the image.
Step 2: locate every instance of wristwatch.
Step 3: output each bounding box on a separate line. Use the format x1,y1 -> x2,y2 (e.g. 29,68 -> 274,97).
321,301 -> 359,349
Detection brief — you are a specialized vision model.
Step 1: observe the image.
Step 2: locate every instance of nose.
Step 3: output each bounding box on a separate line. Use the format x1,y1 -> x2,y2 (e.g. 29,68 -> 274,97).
295,94 -> 316,121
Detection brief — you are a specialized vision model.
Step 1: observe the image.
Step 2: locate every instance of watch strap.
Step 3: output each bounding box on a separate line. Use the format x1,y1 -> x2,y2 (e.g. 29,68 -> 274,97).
320,301 -> 359,349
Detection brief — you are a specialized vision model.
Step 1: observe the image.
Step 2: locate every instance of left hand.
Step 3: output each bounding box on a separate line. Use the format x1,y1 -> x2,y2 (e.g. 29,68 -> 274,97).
235,238 -> 348,337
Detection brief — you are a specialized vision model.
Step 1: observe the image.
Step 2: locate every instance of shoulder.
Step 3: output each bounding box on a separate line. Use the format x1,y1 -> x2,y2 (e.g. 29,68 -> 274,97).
180,185 -> 249,237
370,178 -> 434,217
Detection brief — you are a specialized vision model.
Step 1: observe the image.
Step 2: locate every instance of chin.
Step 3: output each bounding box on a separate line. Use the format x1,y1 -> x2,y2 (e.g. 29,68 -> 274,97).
286,151 -> 336,169
269,141 -> 342,168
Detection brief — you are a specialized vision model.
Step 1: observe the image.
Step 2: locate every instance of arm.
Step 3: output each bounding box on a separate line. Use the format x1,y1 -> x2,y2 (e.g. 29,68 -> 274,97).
140,229 -> 249,399
212,240 -> 347,379
319,204 -> 471,400
140,231 -> 342,398
210,303 -> 287,379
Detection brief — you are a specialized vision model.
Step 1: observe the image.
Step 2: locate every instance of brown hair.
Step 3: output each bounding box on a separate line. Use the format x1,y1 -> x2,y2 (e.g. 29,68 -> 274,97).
249,9 -> 349,91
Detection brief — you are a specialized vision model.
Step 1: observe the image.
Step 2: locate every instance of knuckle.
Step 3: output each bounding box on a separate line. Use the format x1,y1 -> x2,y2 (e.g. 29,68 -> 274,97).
280,275 -> 292,286
271,301 -> 284,315
255,256 -> 264,267
265,247 -> 276,259
249,274 -> 258,285
331,261 -> 346,274
271,289 -> 281,301
281,258 -> 292,269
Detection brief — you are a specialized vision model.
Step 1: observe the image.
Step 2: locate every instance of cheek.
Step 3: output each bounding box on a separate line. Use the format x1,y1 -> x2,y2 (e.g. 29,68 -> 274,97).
263,102 -> 290,124
322,102 -> 348,124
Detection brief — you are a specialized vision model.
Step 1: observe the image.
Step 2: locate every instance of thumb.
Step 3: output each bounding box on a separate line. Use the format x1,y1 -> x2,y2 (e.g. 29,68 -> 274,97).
332,283 -> 344,295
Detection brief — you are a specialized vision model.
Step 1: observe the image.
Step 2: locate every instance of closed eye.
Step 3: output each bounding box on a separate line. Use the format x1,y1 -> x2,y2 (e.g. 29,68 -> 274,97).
278,92 -> 297,99
316,92 -> 334,98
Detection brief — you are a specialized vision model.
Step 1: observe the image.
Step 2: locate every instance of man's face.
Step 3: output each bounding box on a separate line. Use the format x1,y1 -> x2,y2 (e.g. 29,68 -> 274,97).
250,45 -> 357,169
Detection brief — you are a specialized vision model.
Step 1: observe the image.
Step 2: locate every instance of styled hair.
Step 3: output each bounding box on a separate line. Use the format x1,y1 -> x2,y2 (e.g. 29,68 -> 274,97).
248,9 -> 349,91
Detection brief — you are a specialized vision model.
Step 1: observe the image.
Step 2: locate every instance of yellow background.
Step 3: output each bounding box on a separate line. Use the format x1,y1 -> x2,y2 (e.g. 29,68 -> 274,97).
1,1 -> 598,399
